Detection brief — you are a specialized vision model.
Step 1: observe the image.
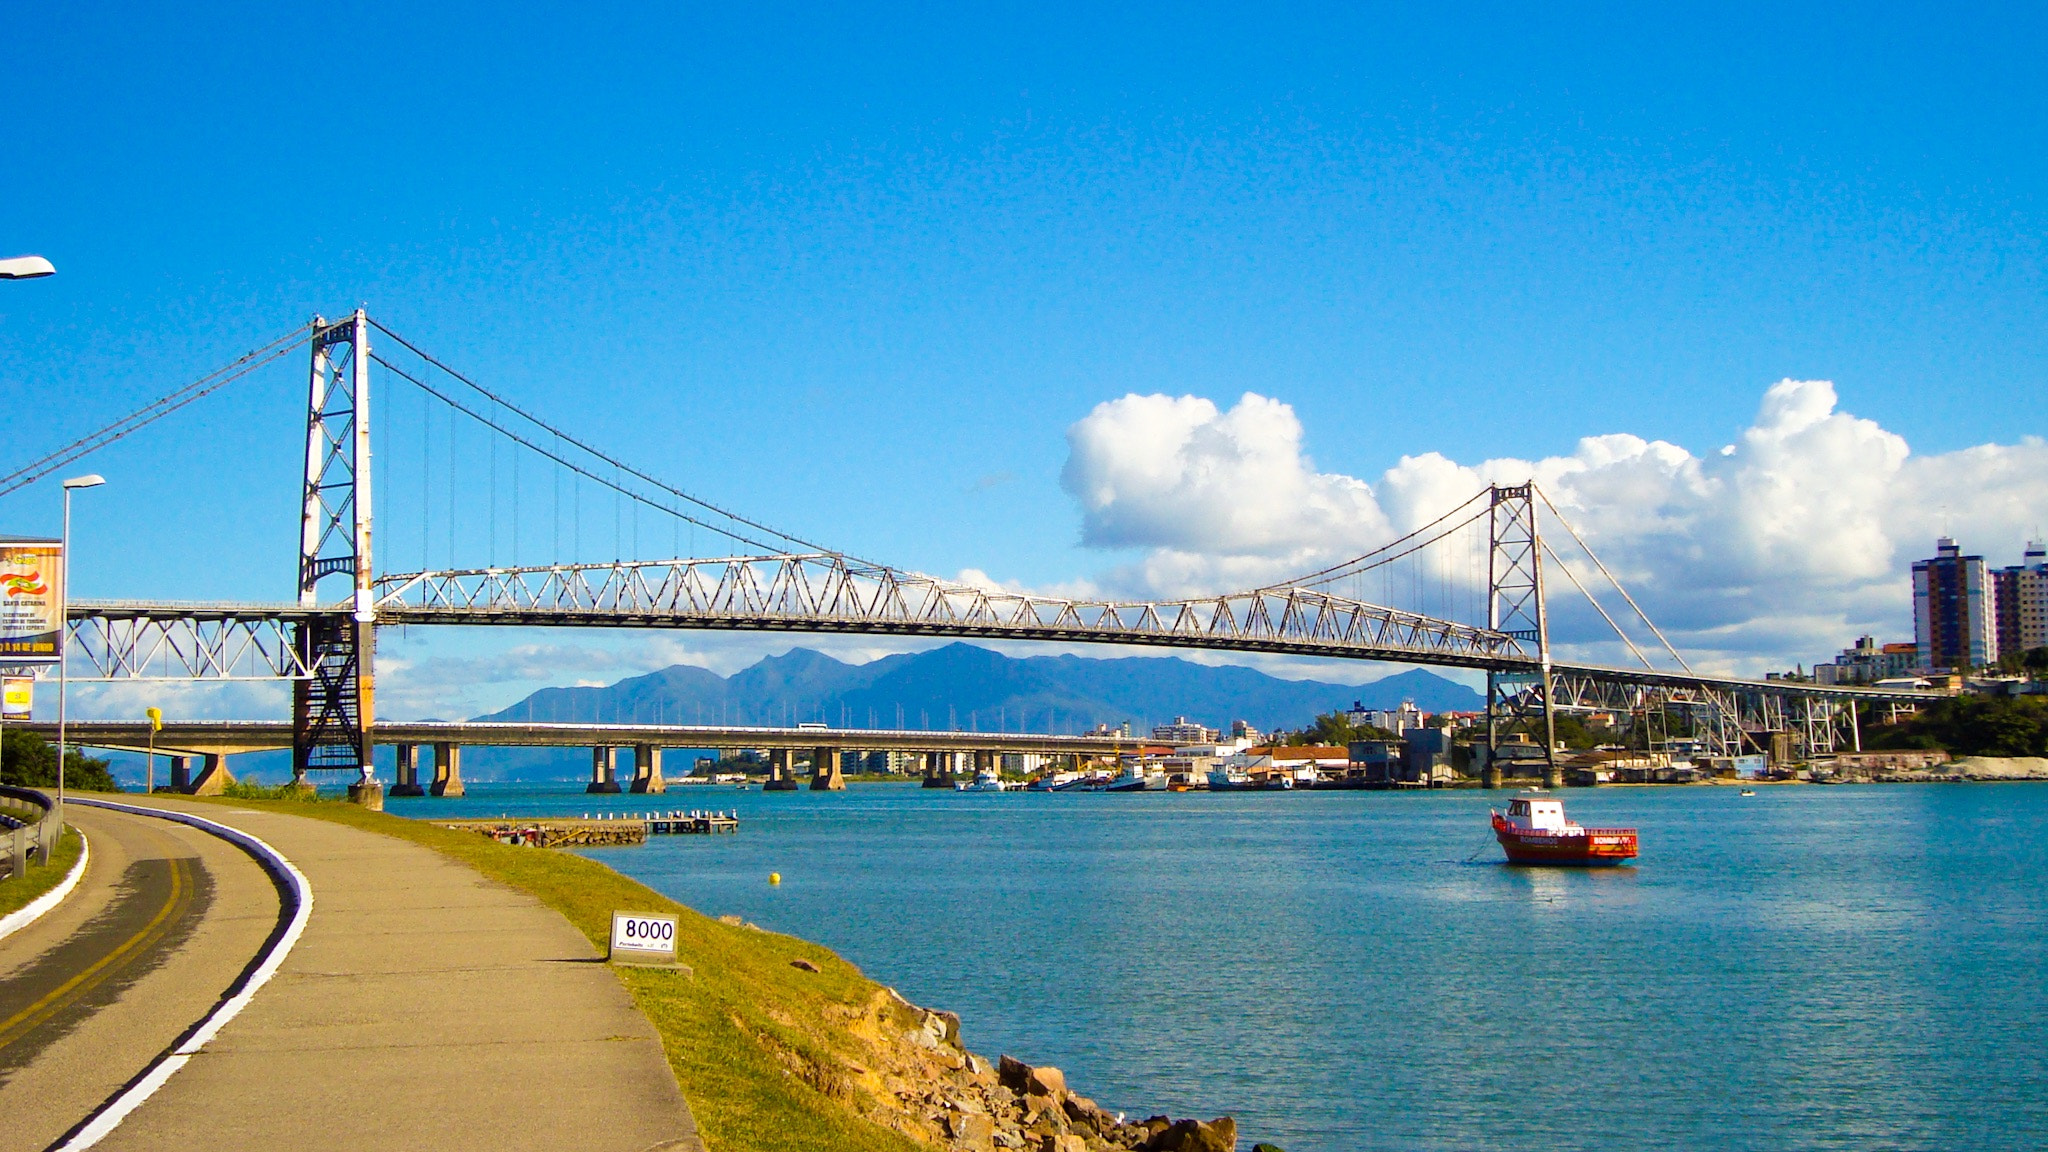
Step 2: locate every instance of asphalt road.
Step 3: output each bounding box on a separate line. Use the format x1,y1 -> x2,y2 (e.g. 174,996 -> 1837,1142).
0,803 -> 282,1152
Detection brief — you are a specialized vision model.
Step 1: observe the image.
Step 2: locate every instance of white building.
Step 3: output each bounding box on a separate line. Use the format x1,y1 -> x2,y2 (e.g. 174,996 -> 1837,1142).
1150,716 -> 1220,744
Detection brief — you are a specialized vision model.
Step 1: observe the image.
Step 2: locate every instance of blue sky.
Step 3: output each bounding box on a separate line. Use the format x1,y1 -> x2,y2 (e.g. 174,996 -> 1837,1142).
2,3 -> 2043,718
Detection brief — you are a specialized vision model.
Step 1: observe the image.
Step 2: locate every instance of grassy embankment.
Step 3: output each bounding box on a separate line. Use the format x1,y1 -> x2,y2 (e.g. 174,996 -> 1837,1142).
193,794 -> 925,1152
0,827 -> 84,919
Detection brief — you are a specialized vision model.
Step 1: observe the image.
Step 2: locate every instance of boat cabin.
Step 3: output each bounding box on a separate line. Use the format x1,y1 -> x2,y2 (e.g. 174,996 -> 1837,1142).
1505,796 -> 1572,832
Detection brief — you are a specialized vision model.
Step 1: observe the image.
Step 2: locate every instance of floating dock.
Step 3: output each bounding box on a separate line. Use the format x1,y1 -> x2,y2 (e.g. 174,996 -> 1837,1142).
438,809 -> 739,848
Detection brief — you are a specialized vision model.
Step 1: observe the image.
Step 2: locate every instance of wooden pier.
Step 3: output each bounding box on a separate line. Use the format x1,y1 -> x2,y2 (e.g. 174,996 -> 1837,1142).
437,809 -> 739,849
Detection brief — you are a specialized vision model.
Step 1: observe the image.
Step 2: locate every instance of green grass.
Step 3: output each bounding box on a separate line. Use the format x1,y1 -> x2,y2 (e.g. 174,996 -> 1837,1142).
193,795 -> 927,1152
0,826 -> 84,919
218,779 -> 325,801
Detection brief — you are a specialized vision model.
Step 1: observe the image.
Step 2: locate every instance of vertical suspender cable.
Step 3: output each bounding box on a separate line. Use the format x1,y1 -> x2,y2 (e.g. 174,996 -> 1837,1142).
447,406 -> 457,569
421,385 -> 431,573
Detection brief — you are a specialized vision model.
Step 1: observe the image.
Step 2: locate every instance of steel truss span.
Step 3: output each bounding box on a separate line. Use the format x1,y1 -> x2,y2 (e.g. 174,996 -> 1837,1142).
369,556 -> 1535,670
66,603 -> 316,680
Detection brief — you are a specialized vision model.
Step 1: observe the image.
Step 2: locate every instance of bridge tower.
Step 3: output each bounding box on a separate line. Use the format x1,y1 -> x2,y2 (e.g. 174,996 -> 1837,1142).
292,310 -> 376,785
1485,483 -> 1559,786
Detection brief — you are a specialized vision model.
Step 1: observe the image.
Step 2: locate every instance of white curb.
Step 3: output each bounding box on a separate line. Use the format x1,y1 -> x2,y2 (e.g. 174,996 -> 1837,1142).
0,825 -> 89,945
52,799 -> 314,1151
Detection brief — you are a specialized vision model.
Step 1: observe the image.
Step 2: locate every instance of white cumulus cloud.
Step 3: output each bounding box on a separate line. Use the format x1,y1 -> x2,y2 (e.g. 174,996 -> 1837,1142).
1060,380 -> 2048,674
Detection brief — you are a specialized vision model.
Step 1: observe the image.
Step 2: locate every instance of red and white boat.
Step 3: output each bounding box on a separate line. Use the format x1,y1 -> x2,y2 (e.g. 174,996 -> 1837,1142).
1490,794 -> 1637,866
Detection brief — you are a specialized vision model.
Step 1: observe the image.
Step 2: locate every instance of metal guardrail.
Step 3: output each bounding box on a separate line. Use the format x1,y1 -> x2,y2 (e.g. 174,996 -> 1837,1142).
0,786 -> 62,881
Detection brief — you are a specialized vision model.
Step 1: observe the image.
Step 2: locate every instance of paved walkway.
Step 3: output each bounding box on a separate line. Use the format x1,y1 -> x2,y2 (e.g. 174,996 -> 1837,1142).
0,803 -> 279,1152
88,794 -> 703,1152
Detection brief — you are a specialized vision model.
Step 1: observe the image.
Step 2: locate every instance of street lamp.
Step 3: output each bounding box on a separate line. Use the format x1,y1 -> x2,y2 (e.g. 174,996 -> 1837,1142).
56,474 -> 104,822
0,256 -> 56,280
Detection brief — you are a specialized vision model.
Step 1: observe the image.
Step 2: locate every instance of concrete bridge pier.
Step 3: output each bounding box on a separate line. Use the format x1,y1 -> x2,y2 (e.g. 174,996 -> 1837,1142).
973,750 -> 995,781
629,744 -> 666,794
170,755 -> 194,793
431,743 -> 465,797
587,746 -> 622,794
764,748 -> 798,791
922,750 -> 955,789
390,744 -> 426,797
810,745 -> 844,791
188,753 -> 234,796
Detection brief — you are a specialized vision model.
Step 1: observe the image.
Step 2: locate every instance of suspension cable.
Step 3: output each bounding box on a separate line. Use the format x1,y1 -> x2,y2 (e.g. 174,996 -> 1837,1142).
1536,486 -> 1696,674
1546,548 -> 1657,670
369,319 -> 843,558
1285,502 -> 1492,595
0,325 -> 311,498
1282,489 -> 1490,589
371,353 -> 795,556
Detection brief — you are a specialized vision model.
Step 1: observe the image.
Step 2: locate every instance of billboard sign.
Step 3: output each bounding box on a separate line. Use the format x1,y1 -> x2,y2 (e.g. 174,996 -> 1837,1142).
0,539 -> 63,665
2,677 -> 30,718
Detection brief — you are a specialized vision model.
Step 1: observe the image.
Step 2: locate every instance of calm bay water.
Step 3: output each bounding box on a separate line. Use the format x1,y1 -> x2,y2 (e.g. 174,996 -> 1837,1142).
392,782 -> 2048,1151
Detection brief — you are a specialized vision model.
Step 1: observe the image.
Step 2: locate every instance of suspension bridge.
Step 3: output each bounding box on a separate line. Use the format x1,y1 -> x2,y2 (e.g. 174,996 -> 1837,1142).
11,310 -> 1939,794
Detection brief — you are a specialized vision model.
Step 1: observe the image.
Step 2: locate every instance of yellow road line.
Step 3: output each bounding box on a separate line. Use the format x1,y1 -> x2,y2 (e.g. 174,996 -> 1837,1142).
0,857 -> 194,1052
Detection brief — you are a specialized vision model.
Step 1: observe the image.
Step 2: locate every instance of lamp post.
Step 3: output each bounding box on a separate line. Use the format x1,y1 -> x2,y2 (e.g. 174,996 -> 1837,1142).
56,475 -> 105,823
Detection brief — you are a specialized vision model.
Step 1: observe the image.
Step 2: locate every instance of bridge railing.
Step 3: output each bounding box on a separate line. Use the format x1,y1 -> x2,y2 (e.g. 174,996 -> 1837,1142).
370,555 -> 1534,668
0,786 -> 63,880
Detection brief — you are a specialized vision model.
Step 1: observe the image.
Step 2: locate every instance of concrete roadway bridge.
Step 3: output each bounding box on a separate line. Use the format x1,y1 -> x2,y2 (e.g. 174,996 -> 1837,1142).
32,720 -> 1129,797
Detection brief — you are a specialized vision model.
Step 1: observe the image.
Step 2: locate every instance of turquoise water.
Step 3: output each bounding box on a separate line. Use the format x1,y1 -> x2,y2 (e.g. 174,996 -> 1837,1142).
392,783 -> 2048,1151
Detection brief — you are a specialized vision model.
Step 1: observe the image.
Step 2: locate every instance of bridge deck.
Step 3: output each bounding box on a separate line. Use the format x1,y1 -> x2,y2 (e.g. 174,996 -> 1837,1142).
36,720 -> 1133,758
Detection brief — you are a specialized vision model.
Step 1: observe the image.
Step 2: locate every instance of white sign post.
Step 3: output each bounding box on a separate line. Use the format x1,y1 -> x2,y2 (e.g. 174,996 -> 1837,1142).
609,911 -> 679,967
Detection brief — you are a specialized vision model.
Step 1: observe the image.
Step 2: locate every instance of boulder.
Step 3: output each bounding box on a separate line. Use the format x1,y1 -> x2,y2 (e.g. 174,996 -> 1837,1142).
1062,1093 -> 1109,1134
999,1055 -> 1033,1093
948,1111 -> 996,1148
1027,1065 -> 1068,1100
1042,1135 -> 1088,1152
1141,1117 -> 1237,1152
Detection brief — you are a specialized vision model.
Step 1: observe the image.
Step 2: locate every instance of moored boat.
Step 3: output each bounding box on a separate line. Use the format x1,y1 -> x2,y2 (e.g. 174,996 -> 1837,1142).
1490,793 -> 1637,866
1103,764 -> 1167,792
1026,770 -> 1081,792
1206,766 -> 1252,791
955,768 -> 1013,792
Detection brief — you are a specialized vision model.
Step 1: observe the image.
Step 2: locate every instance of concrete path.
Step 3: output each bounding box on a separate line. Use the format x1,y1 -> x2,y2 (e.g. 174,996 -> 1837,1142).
74,794 -> 703,1152
0,803 -> 280,1152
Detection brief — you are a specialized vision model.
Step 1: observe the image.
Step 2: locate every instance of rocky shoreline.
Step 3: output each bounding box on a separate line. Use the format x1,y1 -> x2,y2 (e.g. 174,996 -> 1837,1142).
797,975 -> 1247,1151
1838,755 -> 2048,783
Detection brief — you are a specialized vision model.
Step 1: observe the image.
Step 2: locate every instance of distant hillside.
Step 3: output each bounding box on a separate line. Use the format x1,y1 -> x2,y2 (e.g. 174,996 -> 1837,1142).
461,644 -> 1480,780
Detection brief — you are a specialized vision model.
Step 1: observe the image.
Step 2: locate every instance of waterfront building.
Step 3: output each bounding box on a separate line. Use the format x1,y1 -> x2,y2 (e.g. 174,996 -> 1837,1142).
1914,538 -> 1996,671
861,750 -> 918,774
1992,542 -> 2048,658
1000,752 -> 1050,774
1347,699 -> 1424,733
1151,716 -> 1220,744
1816,636 -> 1920,684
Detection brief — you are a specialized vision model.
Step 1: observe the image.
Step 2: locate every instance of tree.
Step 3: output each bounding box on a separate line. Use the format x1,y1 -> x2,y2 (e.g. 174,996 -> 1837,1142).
1,728 -> 120,792
1864,695 -> 2048,758
1279,711 -> 1393,746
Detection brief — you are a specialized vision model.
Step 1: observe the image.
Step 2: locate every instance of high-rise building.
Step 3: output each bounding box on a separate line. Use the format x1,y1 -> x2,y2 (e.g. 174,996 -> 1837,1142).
1914,538 -> 1996,671
1992,542 -> 2048,660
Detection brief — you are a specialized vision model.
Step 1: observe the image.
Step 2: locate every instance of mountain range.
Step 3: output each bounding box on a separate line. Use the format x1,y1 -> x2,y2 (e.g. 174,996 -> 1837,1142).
455,644 -> 1481,780
482,642 -> 1479,732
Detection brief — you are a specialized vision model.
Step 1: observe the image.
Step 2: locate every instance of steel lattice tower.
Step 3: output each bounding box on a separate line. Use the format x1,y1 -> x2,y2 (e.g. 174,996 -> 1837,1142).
292,310 -> 375,781
1485,483 -> 1558,781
